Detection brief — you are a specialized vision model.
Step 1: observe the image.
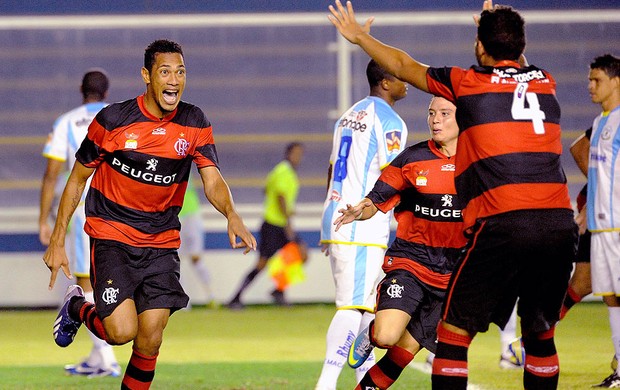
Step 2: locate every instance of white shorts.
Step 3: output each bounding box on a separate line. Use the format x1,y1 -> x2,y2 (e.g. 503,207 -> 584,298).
328,243 -> 386,312
66,206 -> 90,278
179,213 -> 204,257
591,231 -> 620,296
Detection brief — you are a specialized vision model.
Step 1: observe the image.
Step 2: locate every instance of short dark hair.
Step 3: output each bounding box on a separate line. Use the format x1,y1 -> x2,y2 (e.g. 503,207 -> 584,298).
590,54 -> 620,79
478,5 -> 525,62
366,59 -> 393,88
285,142 -> 303,158
144,39 -> 184,72
81,69 -> 109,100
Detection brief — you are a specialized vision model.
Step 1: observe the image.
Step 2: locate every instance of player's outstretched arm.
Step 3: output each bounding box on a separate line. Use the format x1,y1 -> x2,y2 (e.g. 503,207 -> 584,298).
43,162 -> 93,290
199,166 -> 257,254
328,0 -> 430,92
334,197 -> 378,231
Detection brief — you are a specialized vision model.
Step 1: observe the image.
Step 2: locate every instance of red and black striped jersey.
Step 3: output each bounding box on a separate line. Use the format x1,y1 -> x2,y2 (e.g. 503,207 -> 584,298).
76,94 -> 218,248
426,61 -> 572,228
367,140 -> 467,289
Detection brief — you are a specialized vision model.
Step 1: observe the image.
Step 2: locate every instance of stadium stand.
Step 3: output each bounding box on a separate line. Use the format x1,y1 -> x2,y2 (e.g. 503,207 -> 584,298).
0,6 -> 618,306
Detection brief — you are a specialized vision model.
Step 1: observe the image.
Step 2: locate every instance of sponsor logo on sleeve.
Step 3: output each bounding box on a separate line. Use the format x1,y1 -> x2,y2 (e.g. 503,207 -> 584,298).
385,130 -> 402,153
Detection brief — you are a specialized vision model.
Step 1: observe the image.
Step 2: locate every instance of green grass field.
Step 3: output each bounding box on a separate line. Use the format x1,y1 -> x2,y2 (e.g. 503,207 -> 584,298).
0,302 -> 612,389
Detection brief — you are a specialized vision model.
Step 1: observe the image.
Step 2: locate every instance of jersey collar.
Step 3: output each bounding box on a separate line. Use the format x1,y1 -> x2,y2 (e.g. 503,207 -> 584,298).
137,94 -> 178,121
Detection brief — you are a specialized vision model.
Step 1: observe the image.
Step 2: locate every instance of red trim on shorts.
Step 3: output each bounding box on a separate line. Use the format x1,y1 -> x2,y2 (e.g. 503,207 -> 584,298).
436,323 -> 473,347
384,256 -> 451,289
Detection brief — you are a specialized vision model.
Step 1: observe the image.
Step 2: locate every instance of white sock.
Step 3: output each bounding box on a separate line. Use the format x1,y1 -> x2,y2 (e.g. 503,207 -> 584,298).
315,309 -> 362,390
608,306 -> 620,375
355,311 -> 376,382
83,291 -> 117,368
192,259 -> 214,300
500,306 -> 518,354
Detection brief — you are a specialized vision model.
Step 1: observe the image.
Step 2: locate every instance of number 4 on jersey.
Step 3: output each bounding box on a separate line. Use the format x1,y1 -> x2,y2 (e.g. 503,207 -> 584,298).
511,82 -> 546,134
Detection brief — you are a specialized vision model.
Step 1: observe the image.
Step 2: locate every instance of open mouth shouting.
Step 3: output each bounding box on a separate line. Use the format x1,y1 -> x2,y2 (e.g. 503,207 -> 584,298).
163,89 -> 179,106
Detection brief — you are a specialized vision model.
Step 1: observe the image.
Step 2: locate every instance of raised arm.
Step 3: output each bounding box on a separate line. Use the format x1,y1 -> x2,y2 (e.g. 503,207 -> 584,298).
198,166 -> 256,254
42,161 -> 93,290
328,0 -> 430,92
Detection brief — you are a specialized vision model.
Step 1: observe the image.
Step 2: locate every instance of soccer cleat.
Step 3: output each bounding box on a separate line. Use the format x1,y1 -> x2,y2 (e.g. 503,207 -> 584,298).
348,326 -> 373,369
53,285 -> 84,347
226,299 -> 245,310
499,338 -> 525,369
592,372 -> 620,388
420,352 -> 435,374
65,361 -> 121,378
271,289 -> 291,307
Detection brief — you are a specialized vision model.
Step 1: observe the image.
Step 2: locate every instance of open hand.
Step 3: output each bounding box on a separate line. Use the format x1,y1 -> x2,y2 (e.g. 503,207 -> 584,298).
328,0 -> 374,44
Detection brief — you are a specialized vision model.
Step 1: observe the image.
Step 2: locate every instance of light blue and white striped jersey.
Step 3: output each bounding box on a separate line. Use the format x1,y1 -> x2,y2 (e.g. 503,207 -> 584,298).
587,106 -> 620,232
42,102 -> 107,200
321,96 -> 408,247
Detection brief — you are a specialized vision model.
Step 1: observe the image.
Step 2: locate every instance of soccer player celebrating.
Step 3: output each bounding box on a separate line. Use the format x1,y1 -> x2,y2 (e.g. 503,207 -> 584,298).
43,39 -> 256,389
336,96 -> 464,389
328,1 -> 577,389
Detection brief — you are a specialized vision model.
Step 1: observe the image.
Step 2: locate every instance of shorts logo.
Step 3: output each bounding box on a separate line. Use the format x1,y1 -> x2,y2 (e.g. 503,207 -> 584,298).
101,287 -> 120,305
386,279 -> 404,299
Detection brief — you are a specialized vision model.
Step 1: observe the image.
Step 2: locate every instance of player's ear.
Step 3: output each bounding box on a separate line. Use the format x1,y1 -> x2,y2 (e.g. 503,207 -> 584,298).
141,67 -> 151,84
475,40 -> 484,55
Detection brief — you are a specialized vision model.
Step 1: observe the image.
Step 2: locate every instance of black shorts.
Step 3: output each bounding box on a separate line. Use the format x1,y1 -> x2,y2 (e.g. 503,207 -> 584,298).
442,209 -> 577,335
576,230 -> 591,263
258,221 -> 298,259
376,269 -> 445,353
90,238 -> 189,319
